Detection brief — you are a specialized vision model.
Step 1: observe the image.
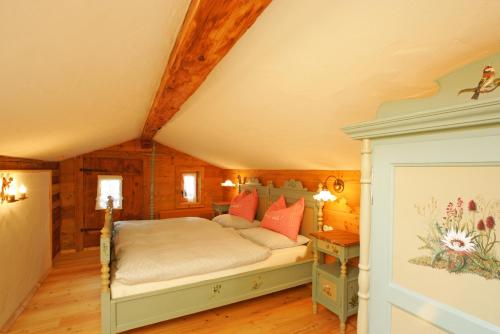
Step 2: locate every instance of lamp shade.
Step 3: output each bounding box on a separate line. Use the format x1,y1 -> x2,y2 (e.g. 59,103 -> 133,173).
221,179 -> 236,187
313,189 -> 336,202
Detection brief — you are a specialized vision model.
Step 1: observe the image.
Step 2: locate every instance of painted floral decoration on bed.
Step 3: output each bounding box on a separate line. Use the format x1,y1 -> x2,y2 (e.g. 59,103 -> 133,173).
410,197 -> 500,280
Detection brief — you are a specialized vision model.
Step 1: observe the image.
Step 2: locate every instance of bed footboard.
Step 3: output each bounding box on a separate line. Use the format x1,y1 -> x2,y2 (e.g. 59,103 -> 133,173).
101,196 -> 115,334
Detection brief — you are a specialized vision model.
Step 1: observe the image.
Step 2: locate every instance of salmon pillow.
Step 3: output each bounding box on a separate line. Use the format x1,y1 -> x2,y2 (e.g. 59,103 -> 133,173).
267,195 -> 286,212
229,189 -> 258,222
261,197 -> 305,241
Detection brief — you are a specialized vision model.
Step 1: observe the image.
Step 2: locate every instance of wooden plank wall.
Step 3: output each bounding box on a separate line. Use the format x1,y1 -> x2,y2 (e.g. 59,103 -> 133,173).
223,170 -> 360,234
0,156 -> 61,257
59,140 -> 224,251
59,141 -> 361,251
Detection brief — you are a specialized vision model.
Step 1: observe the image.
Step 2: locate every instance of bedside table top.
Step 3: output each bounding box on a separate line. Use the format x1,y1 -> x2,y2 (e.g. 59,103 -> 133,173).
309,230 -> 359,247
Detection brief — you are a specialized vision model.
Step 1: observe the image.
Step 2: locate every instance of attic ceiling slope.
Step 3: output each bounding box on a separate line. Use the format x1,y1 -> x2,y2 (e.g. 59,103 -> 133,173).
155,0 -> 500,170
141,0 -> 272,145
0,0 -> 190,161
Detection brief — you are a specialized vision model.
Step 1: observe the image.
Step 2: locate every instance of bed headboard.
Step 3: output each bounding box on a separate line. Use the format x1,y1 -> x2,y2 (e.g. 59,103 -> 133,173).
239,179 -> 319,237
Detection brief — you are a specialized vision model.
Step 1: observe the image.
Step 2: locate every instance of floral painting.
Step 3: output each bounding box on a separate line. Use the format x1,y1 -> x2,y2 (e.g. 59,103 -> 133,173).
410,196 -> 500,280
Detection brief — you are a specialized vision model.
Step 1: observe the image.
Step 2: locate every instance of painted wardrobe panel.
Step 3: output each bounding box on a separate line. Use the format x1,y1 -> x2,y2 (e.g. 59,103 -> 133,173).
370,131 -> 500,334
344,53 -> 500,334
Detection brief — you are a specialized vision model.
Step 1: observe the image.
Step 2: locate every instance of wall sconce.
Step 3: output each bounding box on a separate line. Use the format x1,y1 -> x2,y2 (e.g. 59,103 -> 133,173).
19,184 -> 27,200
1,177 -> 13,203
321,175 -> 345,193
313,175 -> 344,231
237,175 -> 246,186
1,176 -> 28,204
221,175 -> 246,188
221,179 -> 236,187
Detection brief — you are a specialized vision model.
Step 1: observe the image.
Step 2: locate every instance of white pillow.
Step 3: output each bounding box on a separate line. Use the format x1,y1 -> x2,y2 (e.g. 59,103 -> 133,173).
237,227 -> 310,250
212,214 -> 261,229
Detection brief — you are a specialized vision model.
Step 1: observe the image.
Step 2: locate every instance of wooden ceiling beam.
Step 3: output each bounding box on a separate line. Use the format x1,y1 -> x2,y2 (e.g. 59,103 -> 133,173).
141,0 -> 272,145
0,155 -> 59,170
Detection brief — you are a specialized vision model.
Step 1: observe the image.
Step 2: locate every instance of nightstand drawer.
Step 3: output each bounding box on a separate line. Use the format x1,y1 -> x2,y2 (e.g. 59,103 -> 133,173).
317,239 -> 342,257
318,274 -> 338,303
315,271 -> 341,314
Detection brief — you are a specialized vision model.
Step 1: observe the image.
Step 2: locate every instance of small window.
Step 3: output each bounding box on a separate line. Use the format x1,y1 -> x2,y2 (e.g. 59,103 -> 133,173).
175,167 -> 204,208
96,175 -> 123,210
182,173 -> 198,203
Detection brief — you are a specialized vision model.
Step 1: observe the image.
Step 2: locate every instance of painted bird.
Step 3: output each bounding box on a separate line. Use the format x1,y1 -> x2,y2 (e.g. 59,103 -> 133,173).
458,65 -> 500,99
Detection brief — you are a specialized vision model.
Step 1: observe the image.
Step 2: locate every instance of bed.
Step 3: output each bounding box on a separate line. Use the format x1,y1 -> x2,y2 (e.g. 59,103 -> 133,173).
100,179 -> 319,333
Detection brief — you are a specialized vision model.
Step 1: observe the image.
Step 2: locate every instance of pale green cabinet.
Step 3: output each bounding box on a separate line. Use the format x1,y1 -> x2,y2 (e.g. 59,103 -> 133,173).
311,230 -> 360,334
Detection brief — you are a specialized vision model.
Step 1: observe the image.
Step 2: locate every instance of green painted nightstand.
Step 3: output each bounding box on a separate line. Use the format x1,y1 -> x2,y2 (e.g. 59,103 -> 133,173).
212,201 -> 230,216
310,230 -> 360,334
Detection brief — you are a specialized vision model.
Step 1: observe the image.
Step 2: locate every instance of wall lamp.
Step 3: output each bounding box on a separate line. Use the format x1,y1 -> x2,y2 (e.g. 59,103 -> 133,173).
313,183 -> 336,232
221,179 -> 236,187
1,176 -> 28,204
221,175 -> 246,188
313,175 -> 344,232
321,175 -> 345,193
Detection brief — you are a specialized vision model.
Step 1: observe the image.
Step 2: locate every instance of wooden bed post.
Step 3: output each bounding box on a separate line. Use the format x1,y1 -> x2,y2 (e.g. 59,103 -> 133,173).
357,139 -> 372,334
101,196 -> 114,334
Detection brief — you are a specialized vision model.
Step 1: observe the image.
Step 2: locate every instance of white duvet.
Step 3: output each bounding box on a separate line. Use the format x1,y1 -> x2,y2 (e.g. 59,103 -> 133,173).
113,217 -> 271,285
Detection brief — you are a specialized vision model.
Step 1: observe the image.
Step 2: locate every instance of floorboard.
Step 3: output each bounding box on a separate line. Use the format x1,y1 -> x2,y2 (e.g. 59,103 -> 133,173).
8,250 -> 356,333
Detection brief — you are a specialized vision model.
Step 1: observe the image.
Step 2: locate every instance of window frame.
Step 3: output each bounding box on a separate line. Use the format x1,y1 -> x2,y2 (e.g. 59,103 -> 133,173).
175,167 -> 204,209
96,175 -> 123,210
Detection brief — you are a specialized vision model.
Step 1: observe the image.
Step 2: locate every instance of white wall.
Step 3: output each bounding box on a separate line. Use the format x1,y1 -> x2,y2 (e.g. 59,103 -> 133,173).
0,171 -> 51,328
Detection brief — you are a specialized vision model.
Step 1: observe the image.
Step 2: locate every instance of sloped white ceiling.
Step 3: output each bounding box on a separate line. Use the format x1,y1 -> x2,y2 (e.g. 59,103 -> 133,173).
0,0 -> 190,160
2,1 -> 500,169
155,0 -> 500,169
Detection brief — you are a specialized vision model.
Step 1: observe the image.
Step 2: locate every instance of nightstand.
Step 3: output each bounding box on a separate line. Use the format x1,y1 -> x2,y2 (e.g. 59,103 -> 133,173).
310,230 -> 360,334
211,201 -> 230,216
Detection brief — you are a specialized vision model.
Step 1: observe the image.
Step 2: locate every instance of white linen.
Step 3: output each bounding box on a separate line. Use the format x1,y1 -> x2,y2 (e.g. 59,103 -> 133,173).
212,214 -> 261,229
237,227 -> 310,249
113,217 -> 271,285
111,245 -> 310,298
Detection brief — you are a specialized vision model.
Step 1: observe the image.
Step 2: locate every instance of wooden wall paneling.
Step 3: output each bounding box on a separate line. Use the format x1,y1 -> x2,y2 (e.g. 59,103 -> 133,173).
81,157 -> 144,247
51,169 -> 61,257
60,158 -> 76,250
0,156 -> 58,170
143,155 -> 152,219
59,139 -> 224,250
74,157 -> 84,251
222,169 -> 361,234
154,155 -> 176,215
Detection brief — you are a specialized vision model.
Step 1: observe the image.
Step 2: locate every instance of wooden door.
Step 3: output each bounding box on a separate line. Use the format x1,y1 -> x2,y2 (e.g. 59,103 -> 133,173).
82,157 -> 144,247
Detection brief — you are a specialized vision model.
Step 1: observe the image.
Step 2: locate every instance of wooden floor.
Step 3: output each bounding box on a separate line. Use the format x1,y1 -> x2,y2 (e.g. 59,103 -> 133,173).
8,250 -> 357,333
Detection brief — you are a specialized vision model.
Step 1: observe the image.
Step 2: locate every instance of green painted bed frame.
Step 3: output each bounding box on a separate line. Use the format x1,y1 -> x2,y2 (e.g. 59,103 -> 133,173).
100,179 -> 319,333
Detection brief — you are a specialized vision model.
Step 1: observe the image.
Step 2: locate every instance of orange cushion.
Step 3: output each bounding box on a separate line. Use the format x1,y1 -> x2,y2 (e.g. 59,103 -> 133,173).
261,197 -> 305,241
229,189 -> 258,222
267,195 -> 286,212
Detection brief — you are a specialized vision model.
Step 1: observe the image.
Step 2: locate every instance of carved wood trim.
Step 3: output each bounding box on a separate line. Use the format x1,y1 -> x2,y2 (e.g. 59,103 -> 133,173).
282,179 -> 307,191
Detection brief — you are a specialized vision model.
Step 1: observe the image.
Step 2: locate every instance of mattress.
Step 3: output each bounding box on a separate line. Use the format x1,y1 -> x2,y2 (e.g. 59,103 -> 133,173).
111,245 -> 311,299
